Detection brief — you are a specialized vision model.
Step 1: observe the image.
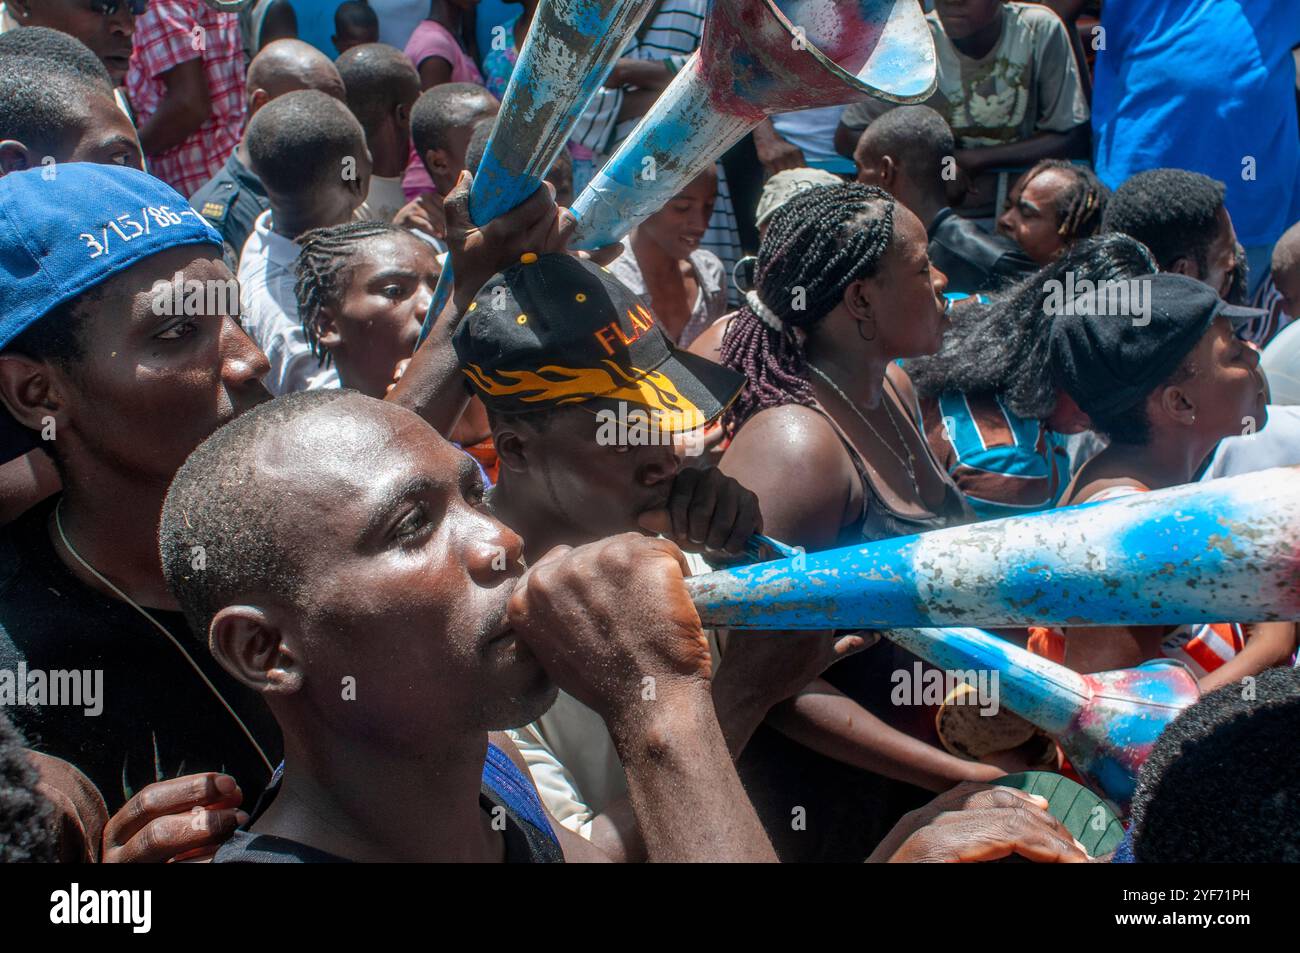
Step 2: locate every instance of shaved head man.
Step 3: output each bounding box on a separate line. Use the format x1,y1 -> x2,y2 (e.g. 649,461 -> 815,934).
191,39 -> 347,259
158,390 -> 777,863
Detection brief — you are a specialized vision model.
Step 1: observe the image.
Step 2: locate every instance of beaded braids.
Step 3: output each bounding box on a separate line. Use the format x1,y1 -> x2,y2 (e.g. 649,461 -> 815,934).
719,182 -> 897,435
294,220 -> 410,367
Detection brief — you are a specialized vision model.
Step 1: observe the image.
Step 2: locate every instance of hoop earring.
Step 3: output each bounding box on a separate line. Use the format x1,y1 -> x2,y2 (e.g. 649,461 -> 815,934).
858,316 -> 876,342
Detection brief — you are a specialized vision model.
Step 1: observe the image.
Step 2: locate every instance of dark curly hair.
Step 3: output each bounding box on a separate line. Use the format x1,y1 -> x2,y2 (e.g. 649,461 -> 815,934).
1131,666 -> 1300,862
0,710 -> 57,863
1101,168 -> 1226,274
908,233 -> 1158,420
719,182 -> 897,434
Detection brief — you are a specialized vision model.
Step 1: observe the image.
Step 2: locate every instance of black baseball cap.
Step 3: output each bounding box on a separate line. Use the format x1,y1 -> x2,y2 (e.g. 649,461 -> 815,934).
1050,272 -> 1265,419
453,254 -> 743,433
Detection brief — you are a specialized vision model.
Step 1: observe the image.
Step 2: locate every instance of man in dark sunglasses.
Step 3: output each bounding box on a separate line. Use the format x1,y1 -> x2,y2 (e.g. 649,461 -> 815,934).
4,0 -> 140,84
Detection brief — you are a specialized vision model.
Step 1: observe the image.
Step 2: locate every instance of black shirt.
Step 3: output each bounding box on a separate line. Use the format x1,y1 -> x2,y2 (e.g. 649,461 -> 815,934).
927,207 -> 1038,295
190,151 -> 270,263
214,747 -> 565,863
0,498 -> 282,811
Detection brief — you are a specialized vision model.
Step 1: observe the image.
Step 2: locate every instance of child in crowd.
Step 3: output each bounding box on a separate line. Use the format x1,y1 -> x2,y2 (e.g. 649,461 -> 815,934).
608,168 -> 727,347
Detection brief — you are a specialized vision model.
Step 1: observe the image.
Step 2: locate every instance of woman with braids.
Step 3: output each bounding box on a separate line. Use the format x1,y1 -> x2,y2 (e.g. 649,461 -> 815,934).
996,159 -> 1110,266
714,182 -> 1006,863
908,234 -> 1155,520
294,221 -> 499,482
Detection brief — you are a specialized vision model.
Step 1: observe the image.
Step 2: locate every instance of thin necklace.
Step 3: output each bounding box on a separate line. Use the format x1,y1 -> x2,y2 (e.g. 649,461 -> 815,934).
53,498 -> 274,775
808,364 -> 917,483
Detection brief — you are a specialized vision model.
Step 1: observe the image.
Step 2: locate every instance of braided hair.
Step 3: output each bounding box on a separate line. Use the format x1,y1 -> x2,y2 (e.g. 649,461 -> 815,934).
720,182 -> 897,434
294,220 -> 409,367
1020,159 -> 1109,244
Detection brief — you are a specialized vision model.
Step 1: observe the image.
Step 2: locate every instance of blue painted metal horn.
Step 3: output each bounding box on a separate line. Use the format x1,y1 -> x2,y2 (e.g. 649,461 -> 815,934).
568,0 -> 938,250
882,626 -> 1199,814
417,0 -> 660,345
687,467 -> 1300,630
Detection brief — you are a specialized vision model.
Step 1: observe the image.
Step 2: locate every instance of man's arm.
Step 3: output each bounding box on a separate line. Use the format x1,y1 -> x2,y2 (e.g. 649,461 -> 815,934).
386,173 -> 620,433
137,58 -> 212,157
1197,622 -> 1297,694
866,782 -> 1089,863
752,119 -> 806,177
956,124 -> 1091,178
508,535 -> 777,862
768,679 -> 1005,792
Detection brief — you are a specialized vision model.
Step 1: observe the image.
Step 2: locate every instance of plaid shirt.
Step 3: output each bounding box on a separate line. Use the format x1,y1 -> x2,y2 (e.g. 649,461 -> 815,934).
127,1 -> 245,197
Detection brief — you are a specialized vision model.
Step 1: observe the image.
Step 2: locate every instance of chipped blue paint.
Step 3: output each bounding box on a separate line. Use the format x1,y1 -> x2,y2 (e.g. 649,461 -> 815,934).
570,0 -> 936,249
686,467 -> 1300,629
418,0 -> 659,345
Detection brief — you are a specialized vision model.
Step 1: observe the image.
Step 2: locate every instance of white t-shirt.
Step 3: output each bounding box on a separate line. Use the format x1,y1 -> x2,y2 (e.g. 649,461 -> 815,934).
1202,404 -> 1300,479
1263,321 -> 1300,407
356,174 -> 407,225
506,550 -> 720,838
237,210 -> 340,396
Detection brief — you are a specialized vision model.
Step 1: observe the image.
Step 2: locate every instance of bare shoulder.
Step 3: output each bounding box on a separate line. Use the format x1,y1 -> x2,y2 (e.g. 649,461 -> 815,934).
720,405 -> 858,546
685,313 -> 734,363
722,404 -> 850,474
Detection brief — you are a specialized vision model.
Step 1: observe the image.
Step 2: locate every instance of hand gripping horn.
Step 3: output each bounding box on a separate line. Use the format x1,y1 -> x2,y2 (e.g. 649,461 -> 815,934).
417,0 -> 661,345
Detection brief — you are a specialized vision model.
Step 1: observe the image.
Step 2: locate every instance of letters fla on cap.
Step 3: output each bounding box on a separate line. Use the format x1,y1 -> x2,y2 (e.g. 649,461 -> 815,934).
453,253 -> 744,434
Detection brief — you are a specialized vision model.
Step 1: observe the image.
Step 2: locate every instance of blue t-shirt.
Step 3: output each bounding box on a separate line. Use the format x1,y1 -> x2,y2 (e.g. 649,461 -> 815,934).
1092,0 -> 1300,247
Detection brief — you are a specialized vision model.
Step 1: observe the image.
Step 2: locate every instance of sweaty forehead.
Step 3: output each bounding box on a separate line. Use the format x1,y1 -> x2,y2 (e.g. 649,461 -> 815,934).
251,399 -> 458,503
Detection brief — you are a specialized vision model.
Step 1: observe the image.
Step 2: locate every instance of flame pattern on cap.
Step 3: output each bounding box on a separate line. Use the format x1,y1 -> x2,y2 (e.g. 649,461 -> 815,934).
463,359 -> 707,432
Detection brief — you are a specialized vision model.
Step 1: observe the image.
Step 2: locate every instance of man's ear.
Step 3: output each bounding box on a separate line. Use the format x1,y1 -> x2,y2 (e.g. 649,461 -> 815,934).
424,147 -> 449,177
247,87 -> 270,117
395,101 -> 412,136
1166,256 -> 1200,280
209,605 -> 303,697
0,140 -> 35,177
492,425 -> 529,473
876,154 -> 898,190
0,353 -> 68,438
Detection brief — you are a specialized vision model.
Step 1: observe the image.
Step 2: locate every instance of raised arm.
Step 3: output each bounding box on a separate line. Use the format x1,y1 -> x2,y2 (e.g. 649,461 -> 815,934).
507,534 -> 777,862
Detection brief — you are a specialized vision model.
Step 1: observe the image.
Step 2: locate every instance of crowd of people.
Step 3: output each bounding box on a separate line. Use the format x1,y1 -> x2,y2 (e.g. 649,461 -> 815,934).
0,0 -> 1297,865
